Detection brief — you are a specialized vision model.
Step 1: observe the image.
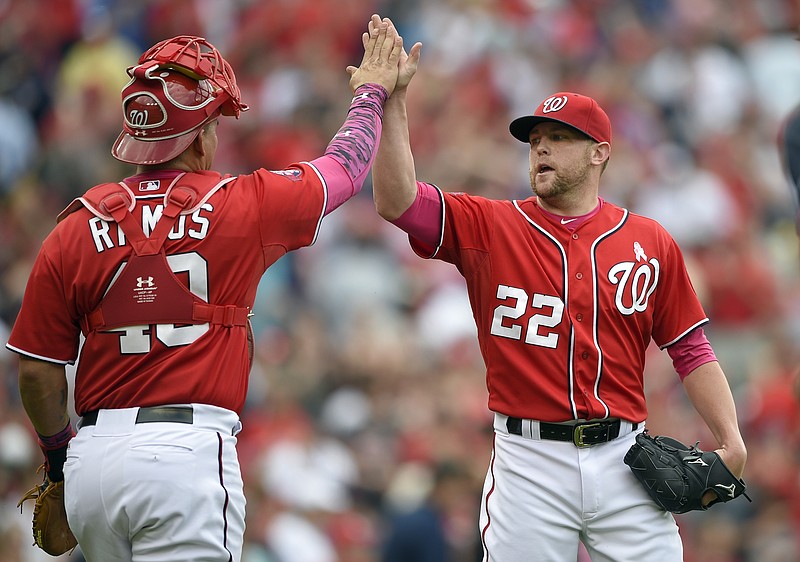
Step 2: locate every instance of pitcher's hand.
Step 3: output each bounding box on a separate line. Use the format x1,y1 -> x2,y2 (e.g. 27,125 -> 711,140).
347,14 -> 402,95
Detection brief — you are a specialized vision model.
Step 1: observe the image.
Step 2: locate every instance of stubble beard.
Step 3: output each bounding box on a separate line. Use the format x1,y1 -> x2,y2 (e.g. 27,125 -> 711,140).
531,162 -> 591,203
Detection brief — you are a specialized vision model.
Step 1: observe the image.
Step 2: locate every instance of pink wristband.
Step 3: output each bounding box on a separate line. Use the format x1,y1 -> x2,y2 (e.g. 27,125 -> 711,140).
37,423 -> 74,451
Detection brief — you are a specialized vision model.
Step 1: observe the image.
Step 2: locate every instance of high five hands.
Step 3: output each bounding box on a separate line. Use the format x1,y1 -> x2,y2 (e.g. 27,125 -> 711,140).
347,14 -> 422,95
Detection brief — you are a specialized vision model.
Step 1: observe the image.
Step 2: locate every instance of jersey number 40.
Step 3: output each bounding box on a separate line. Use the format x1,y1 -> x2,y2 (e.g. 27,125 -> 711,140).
106,252 -> 210,354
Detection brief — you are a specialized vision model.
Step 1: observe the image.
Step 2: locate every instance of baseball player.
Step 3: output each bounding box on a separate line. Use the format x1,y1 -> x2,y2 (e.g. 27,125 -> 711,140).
7,24 -> 403,562
368,15 -> 747,561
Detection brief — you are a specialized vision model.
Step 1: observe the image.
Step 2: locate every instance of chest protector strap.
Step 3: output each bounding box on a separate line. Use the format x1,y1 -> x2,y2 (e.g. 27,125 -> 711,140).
62,173 -> 250,333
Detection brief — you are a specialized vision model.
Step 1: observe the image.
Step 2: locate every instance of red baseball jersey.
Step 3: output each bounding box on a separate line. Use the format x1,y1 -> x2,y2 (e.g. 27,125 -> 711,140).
8,165 -> 327,415
410,189 -> 708,422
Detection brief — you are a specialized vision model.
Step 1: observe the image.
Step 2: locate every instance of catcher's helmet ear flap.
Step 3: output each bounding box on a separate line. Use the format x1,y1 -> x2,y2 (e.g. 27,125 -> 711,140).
112,35 -> 248,165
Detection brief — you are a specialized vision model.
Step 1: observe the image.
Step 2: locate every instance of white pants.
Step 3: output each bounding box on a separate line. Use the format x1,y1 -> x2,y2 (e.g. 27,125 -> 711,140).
479,414 -> 683,562
64,404 -> 246,562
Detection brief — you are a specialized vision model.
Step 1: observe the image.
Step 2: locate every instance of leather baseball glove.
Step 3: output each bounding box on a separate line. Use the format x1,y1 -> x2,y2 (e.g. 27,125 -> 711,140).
17,465 -> 77,556
623,430 -> 751,514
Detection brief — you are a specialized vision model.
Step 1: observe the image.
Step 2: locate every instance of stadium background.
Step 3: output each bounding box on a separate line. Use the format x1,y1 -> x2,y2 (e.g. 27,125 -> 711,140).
0,0 -> 799,560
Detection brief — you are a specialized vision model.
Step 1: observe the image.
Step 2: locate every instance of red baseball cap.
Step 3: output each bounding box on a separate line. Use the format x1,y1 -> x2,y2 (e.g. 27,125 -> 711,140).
509,92 -> 612,145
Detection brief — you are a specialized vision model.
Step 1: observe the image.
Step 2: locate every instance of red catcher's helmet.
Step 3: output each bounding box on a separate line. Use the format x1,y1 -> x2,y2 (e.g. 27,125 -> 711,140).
112,35 -> 249,165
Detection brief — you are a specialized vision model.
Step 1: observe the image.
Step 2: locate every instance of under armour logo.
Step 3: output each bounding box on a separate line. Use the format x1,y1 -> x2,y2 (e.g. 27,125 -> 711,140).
634,242 -> 647,262
352,92 -> 370,103
715,483 -> 737,498
136,276 -> 154,288
541,95 -> 568,114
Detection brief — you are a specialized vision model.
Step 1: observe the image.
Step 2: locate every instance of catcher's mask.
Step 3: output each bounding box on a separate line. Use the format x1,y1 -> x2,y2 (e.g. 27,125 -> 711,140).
112,35 -> 249,165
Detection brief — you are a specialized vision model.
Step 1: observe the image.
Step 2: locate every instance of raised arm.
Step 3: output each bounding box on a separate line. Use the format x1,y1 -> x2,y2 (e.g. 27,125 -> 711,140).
371,17 -> 423,221
314,16 -> 402,214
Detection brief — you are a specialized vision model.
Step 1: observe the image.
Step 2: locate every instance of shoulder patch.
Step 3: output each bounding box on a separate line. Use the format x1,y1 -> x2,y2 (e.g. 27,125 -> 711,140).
270,169 -> 303,181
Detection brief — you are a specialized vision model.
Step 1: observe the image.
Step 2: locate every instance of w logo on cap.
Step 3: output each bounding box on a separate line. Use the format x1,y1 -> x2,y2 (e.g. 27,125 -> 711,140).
541,95 -> 568,114
509,91 -> 612,145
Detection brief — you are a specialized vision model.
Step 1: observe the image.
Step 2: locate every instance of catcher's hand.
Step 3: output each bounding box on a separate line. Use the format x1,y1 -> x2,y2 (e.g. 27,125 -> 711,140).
17,465 -> 77,556
623,430 -> 751,514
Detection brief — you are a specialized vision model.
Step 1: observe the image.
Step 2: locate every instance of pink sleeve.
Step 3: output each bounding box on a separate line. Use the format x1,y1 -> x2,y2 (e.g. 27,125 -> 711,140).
666,327 -> 718,380
308,155 -> 352,214
311,83 -> 388,215
390,182 -> 443,248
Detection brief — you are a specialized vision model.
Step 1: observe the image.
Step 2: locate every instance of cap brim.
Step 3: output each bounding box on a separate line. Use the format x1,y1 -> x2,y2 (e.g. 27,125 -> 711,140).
510,116 -> 543,142
509,115 -> 596,143
111,130 -> 197,165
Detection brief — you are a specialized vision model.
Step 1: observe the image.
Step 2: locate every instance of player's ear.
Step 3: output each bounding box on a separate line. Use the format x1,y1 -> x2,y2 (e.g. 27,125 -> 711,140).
193,123 -> 214,158
591,142 -> 611,168
191,133 -> 204,157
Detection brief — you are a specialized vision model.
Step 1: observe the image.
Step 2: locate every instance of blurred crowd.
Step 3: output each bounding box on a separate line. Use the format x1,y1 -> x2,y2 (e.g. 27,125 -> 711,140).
1,0 -> 799,560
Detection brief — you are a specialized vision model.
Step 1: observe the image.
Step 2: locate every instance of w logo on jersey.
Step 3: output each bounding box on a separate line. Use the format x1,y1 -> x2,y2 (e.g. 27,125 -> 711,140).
607,243 -> 660,315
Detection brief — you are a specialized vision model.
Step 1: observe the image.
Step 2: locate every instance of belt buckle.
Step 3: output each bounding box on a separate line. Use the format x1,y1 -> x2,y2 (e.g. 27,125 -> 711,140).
573,422 -> 603,448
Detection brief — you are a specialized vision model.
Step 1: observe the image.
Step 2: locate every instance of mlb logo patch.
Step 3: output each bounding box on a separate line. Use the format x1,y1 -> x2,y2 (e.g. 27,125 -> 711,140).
139,180 -> 161,192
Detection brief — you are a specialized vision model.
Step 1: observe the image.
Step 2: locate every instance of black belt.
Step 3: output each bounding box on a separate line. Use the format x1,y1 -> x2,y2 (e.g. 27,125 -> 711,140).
506,417 -> 638,447
82,406 -> 194,427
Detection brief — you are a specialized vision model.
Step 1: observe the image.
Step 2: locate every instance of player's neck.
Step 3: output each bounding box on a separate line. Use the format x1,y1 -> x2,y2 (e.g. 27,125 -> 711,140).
538,197 -> 602,223
536,193 -> 600,217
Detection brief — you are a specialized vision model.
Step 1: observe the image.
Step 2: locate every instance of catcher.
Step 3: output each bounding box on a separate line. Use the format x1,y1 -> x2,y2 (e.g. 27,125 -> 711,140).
9,21 -> 403,562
